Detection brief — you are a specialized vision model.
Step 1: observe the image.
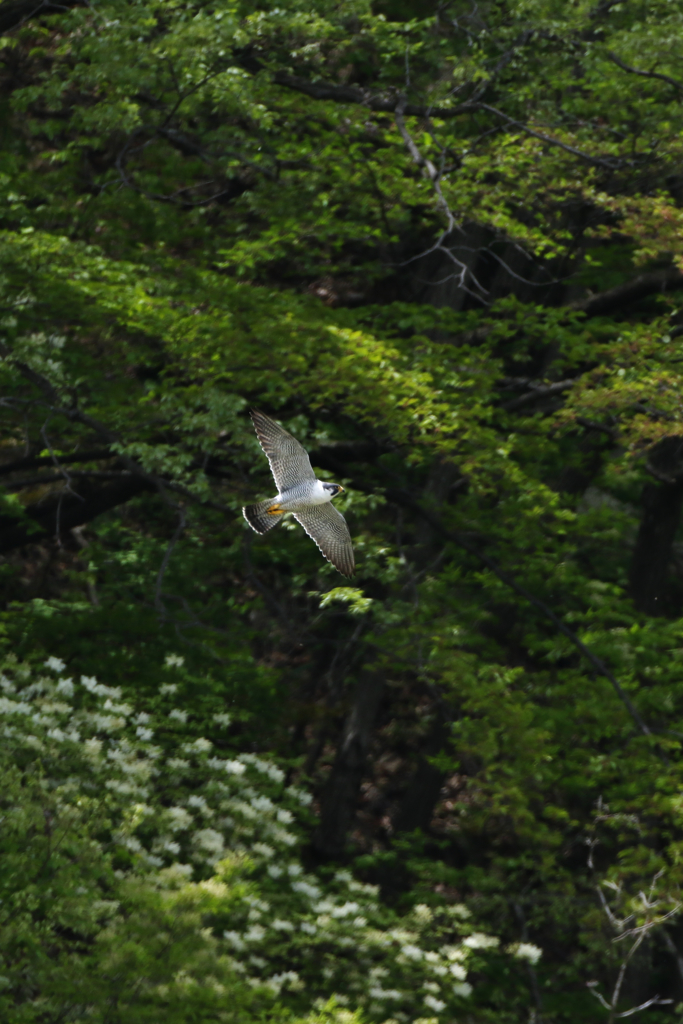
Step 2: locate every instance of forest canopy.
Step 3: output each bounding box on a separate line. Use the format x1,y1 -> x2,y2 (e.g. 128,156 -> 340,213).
3,0 -> 683,1021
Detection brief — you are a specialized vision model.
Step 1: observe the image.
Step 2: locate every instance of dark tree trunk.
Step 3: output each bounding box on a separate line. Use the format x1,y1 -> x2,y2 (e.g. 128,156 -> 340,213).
313,665 -> 385,858
630,438 -> 683,615
630,479 -> 683,615
414,458 -> 461,563
392,713 -> 451,834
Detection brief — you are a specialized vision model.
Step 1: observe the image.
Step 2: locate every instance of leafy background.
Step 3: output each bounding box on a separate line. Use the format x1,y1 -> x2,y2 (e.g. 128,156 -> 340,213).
2,0 -> 683,1021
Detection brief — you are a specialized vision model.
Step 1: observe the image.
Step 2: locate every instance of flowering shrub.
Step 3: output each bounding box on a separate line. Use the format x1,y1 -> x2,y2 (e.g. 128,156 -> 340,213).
0,654 -> 516,1022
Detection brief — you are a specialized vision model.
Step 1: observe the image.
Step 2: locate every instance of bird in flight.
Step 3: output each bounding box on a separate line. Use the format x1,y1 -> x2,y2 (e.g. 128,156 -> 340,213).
243,410 -> 355,577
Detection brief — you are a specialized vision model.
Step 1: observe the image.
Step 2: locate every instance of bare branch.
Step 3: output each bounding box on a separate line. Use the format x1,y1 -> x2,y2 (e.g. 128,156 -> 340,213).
597,884 -> 629,933
395,99 -> 461,237
611,932 -> 645,1015
587,983 -> 614,1011
587,982 -> 671,1019
608,52 -> 683,94
395,101 -> 439,181
614,996 -> 673,1018
588,864 -> 679,1023
615,905 -> 682,941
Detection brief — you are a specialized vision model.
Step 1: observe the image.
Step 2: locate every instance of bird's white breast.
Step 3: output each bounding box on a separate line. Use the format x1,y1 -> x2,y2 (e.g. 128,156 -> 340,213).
279,478 -> 331,511
303,479 -> 333,505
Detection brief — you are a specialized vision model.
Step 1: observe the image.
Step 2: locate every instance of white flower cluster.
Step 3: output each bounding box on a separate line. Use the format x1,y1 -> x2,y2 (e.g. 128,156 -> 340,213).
0,654 -> 527,1021
507,942 -> 542,965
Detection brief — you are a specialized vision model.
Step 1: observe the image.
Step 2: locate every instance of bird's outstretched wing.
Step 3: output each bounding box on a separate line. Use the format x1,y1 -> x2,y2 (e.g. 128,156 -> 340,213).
250,409 -> 316,493
294,503 -> 355,577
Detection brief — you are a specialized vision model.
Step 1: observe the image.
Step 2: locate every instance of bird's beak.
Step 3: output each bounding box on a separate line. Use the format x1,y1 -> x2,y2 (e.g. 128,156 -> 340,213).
338,485 -> 345,493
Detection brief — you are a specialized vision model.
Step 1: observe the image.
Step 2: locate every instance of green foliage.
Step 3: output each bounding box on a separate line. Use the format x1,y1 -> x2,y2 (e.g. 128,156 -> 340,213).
2,0 -> 683,1021
0,653 -> 511,1022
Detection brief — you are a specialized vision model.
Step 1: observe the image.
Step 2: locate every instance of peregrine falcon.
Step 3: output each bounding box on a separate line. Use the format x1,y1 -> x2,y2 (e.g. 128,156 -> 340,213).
243,410 -> 355,577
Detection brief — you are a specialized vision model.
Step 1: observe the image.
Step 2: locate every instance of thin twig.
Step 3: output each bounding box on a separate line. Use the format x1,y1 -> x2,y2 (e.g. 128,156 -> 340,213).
615,904 -> 682,941
587,852 -> 678,1022
613,996 -> 673,1018
479,103 -> 621,168
612,934 -> 646,1023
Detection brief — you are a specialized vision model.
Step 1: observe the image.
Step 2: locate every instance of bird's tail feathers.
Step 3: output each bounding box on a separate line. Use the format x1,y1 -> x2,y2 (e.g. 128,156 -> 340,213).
243,499 -> 284,535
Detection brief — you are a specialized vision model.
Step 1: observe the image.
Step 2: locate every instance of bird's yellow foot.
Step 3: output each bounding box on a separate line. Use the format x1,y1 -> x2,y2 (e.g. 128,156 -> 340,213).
267,504 -> 284,514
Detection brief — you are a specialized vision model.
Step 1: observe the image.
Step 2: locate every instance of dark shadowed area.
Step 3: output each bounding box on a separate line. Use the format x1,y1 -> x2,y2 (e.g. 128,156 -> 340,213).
2,1 -> 683,1021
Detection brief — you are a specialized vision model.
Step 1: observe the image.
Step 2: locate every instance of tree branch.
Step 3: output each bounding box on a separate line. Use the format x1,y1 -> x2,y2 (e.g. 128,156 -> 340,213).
479,103 -> 620,168
502,379 -> 576,411
571,268 -> 683,317
2,469 -> 133,490
608,52 -> 683,94
0,345 -> 231,515
268,68 -> 478,120
0,449 -> 114,477
0,477 -> 151,553
0,0 -> 81,34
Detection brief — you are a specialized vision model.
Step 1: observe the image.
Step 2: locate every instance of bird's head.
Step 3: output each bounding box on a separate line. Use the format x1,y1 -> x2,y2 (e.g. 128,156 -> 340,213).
323,482 -> 345,497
